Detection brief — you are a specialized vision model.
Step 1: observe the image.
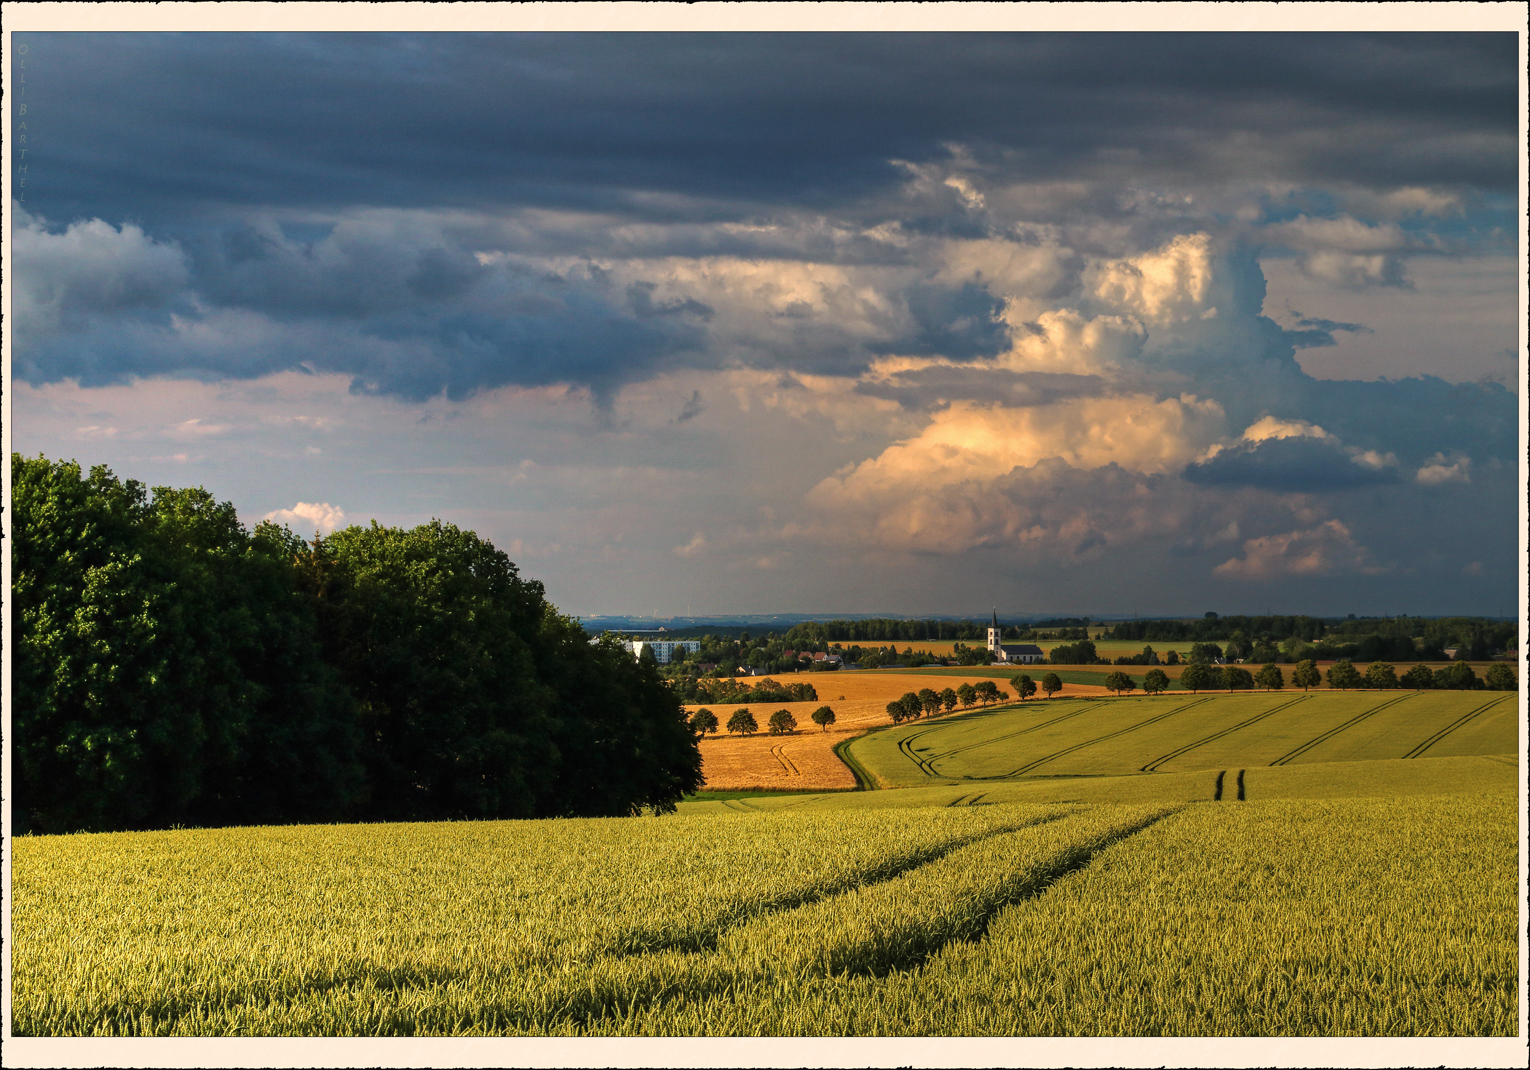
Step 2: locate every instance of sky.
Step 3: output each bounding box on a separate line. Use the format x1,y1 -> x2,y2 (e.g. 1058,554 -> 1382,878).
8,25 -> 1524,621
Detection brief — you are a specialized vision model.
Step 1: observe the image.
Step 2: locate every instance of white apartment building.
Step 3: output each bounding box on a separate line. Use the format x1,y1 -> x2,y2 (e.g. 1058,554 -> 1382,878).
625,639 -> 702,664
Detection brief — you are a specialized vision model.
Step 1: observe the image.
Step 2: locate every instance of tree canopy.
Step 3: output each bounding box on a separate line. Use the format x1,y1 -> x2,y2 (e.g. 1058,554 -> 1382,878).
1484,663 -> 1517,691
1180,662 -> 1212,693
1255,663 -> 1284,691
727,708 -> 759,735
767,709 -> 798,735
1291,659 -> 1322,691
1325,659 -> 1362,690
11,454 -> 703,833
1104,671 -> 1135,695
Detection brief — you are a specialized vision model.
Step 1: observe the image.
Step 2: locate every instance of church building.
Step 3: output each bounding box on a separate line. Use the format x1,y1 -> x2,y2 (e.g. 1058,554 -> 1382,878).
988,611 -> 1044,664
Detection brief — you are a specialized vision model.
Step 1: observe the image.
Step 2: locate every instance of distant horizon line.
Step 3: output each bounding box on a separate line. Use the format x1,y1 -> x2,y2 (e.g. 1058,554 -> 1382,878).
574,611 -> 1514,624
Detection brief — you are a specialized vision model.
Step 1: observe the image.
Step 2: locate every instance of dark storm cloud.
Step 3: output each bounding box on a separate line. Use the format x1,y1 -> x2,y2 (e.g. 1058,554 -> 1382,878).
15,32 -> 1517,227
1184,436 -> 1400,491
11,32 -> 1519,408
1297,377 -> 1518,469
1282,314 -> 1373,349
867,282 -> 1009,359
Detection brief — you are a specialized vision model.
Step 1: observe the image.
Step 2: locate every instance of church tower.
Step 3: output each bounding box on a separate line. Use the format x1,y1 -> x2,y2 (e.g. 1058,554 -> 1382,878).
988,609 -> 1001,654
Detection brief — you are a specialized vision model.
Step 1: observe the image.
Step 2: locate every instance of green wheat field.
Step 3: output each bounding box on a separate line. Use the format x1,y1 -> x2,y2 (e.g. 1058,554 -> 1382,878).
11,689 -> 1520,1036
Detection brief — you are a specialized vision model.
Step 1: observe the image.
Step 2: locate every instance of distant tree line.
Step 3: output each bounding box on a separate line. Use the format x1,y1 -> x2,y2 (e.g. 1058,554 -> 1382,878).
11,455 -> 702,835
782,616 -> 1092,645
685,677 -> 818,706
785,619 -> 988,644
1105,613 -> 1327,644
1077,658 -> 1514,696
1102,612 -> 1514,663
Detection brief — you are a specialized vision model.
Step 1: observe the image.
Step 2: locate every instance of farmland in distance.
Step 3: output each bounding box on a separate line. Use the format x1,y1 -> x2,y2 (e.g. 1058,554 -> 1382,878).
11,685 -> 1521,1038
847,689 -> 1517,788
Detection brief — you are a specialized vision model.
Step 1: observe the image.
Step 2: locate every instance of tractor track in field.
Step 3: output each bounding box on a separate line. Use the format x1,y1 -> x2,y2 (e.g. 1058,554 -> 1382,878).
1268,693 -> 1417,766
1401,696 -> 1511,759
946,792 -> 990,807
611,810 -> 1075,958
569,807 -> 1180,1028
898,729 -> 945,778
770,744 -> 801,777
1140,694 -> 1312,772
993,697 -> 1212,778
923,703 -> 1096,766
896,699 -> 1127,780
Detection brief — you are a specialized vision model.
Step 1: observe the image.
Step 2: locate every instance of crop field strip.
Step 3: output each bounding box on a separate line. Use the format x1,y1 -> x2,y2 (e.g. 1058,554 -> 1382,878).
663,792 -> 1516,1037
1415,699 -> 1519,760
13,804 -> 1178,1035
1140,694 -> 1312,772
913,701 -> 1099,768
1400,695 -> 1513,759
1002,697 -> 1211,776
870,697 -> 1207,785
1266,693 -> 1416,765
1274,692 -> 1510,766
12,806 -> 1068,985
848,690 -> 1517,789
484,806 -> 1180,1034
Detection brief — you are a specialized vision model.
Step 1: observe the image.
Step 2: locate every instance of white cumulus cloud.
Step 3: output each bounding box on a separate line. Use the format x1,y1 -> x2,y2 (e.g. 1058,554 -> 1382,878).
263,501 -> 348,534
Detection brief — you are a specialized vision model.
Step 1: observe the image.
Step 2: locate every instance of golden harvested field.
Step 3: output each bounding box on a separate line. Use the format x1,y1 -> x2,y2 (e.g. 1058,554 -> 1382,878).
690,671 -> 1106,791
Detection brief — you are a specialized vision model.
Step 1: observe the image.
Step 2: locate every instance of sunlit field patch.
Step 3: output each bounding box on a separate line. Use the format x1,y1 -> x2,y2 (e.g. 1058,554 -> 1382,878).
847,689 -> 1517,788
14,786 -> 1515,1036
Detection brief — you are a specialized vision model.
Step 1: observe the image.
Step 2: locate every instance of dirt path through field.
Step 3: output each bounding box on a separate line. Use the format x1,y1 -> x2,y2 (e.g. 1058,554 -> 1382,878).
691,671 -> 1107,791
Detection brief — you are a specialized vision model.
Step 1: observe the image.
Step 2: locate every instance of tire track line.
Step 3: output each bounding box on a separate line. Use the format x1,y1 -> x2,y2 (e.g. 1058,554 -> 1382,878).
1003,697 -> 1211,776
1268,693 -> 1416,766
1401,696 -> 1511,759
897,729 -> 945,778
926,704 -> 1095,765
613,810 -> 1076,957
770,744 -> 801,777
1140,694 -> 1311,772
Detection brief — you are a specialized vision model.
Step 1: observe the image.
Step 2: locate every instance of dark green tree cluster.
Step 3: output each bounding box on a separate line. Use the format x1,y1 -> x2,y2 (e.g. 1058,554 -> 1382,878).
1104,671 -> 1136,695
726,708 -> 758,735
1105,612 -> 1516,665
689,677 -> 818,706
1047,639 -> 1101,665
784,618 -> 991,645
1105,614 -> 1326,644
11,456 -> 702,834
767,709 -> 798,735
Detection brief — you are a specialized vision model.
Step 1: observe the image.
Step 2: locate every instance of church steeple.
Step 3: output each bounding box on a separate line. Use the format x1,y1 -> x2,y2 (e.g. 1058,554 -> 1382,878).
989,608 -> 1000,652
